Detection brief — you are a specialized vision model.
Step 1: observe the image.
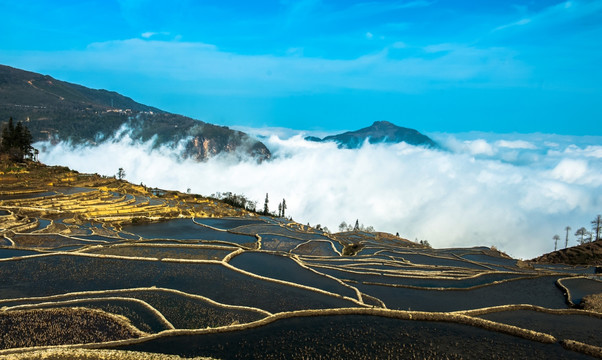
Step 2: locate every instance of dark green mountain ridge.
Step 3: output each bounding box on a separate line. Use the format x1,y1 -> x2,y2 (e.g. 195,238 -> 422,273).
307,121 -> 438,149
0,65 -> 270,160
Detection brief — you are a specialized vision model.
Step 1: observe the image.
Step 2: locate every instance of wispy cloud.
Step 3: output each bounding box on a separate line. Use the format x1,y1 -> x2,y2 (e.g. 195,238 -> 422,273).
3,37 -> 528,96
492,0 -> 602,33
282,0 -> 322,28
141,31 -> 171,39
342,0 -> 433,17
493,18 -> 531,32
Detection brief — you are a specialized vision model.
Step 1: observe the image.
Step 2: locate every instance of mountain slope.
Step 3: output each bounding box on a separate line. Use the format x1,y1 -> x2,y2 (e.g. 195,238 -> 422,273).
0,65 -> 270,160
531,240 -> 602,266
307,121 -> 437,149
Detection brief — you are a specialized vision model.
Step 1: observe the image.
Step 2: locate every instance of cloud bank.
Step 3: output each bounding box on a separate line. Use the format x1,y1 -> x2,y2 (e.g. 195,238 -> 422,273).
36,131 -> 602,259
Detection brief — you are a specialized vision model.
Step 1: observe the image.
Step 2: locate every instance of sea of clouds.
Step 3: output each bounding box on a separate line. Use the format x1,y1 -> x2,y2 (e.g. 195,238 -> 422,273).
35,128 -> 602,259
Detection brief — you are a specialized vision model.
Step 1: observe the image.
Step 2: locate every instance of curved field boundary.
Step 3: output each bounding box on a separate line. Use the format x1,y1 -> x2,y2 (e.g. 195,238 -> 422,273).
379,250 -> 494,271
337,266 -> 525,281
284,254 -> 365,304
0,307 -> 564,357
291,239 -> 342,257
450,253 -> 497,271
298,262 -> 387,308
1,219 -> 39,234
0,205 -> 62,214
255,234 -> 262,250
561,339 -> 602,359
222,248 -> 244,263
191,218 -> 228,232
2,235 -> 15,247
0,348 -> 216,360
1,297 -> 174,331
225,249 -> 365,304
134,238 -> 252,249
301,255 -> 488,274
0,250 -> 225,265
221,261 -> 367,308
17,233 -> 111,244
307,264 -> 480,280
557,276 -> 602,307
81,243 -> 240,251
454,303 -> 602,319
230,223 -> 326,242
0,189 -> 49,196
359,275 -> 542,292
304,263 -> 528,288
0,287 -> 272,317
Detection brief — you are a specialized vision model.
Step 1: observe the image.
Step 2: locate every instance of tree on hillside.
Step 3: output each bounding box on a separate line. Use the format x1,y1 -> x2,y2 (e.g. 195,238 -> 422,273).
592,215 -> 602,242
117,167 -> 126,180
575,227 -> 588,245
553,234 -> 560,251
281,198 -> 287,218
564,226 -> 571,248
1,117 -> 34,162
339,221 -> 348,232
353,219 -> 360,231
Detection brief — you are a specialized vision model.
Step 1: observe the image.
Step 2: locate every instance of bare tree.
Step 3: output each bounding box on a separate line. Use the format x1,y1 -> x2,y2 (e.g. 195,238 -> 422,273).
553,234 -> 560,251
575,227 -> 588,245
592,215 -> 602,242
117,167 -> 125,180
338,221 -> 348,232
565,226 -> 571,248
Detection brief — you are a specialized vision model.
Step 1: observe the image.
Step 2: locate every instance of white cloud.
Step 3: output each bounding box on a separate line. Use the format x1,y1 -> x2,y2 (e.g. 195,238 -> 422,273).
495,140 -> 537,149
463,139 -> 495,156
36,131 -> 602,260
549,158 -> 589,183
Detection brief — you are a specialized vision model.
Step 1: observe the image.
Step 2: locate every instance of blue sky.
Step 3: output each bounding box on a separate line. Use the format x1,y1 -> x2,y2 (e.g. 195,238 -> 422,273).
1,0 -> 601,134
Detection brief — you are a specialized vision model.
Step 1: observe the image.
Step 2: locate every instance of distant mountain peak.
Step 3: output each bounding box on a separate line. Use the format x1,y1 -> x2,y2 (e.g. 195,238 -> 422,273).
371,120 -> 395,127
307,121 -> 437,149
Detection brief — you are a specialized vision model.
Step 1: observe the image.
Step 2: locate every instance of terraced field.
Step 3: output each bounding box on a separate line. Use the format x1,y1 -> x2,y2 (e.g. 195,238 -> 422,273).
1,165 -> 601,359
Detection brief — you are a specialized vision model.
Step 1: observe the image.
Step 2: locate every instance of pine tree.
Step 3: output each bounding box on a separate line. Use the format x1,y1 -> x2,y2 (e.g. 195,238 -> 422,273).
1,117 -> 34,162
354,219 -> 360,231
281,198 -> 287,218
1,117 -> 15,153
